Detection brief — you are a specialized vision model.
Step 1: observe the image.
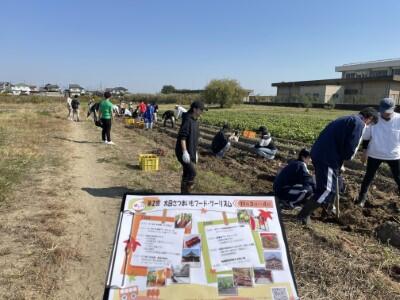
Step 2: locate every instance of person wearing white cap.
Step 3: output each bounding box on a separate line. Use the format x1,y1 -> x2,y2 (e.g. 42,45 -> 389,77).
356,98 -> 400,208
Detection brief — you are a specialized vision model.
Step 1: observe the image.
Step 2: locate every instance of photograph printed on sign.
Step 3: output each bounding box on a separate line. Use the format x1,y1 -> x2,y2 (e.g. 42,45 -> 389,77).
181,248 -> 201,267
232,267 -> 254,287
264,252 -> 284,270
183,234 -> 201,249
237,209 -> 253,224
260,233 -> 280,250
174,213 -> 192,229
217,275 -> 238,296
146,268 -> 167,287
171,264 -> 190,284
254,267 -> 274,284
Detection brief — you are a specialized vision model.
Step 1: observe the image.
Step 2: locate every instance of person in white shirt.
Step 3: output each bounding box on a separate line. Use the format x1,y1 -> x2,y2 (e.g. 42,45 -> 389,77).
357,98 -> 400,208
175,105 -> 187,119
66,94 -> 72,120
254,126 -> 277,160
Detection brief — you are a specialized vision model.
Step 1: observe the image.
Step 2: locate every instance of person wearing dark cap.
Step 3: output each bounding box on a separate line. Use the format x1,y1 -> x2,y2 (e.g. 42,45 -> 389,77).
254,126 -> 277,159
297,107 -> 379,225
356,98 -> 400,208
211,124 -> 232,158
175,101 -> 207,194
274,148 -> 315,209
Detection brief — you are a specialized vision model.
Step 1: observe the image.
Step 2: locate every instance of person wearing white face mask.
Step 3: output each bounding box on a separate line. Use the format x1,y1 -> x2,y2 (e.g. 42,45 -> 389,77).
356,98 -> 400,210
175,101 -> 207,194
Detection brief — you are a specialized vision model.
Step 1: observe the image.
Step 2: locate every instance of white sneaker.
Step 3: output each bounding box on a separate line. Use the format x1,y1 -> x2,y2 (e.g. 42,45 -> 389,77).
107,141 -> 115,145
103,140 -> 108,144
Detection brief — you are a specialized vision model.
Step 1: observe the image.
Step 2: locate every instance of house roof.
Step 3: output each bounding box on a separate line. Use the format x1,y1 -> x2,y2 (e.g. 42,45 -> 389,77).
45,84 -> 59,88
272,75 -> 400,87
69,84 -> 83,89
183,251 -> 198,257
14,83 -> 31,87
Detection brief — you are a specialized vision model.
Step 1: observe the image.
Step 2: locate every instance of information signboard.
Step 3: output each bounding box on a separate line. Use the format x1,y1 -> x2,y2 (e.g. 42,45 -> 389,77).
104,194 -> 299,300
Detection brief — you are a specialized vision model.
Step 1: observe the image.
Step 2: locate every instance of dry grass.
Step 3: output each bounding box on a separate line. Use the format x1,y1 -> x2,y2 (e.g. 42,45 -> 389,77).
0,102 -> 82,299
285,218 -> 400,299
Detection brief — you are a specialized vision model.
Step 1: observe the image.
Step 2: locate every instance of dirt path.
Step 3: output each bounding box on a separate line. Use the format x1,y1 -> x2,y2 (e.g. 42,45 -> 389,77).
53,121 -> 122,299
54,118 -> 184,299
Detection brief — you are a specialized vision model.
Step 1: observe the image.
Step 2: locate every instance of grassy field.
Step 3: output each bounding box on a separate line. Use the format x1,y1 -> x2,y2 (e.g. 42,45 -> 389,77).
0,101 -> 85,298
158,104 -> 357,143
201,105 -> 356,143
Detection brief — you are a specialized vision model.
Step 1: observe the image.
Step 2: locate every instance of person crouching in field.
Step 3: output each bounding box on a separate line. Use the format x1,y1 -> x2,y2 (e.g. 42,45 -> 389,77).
296,107 -> 379,225
98,91 -> 115,145
175,101 -> 207,194
144,103 -> 155,129
71,95 -> 80,122
254,126 -> 277,159
273,148 -> 315,209
211,124 -> 233,158
162,110 -> 176,128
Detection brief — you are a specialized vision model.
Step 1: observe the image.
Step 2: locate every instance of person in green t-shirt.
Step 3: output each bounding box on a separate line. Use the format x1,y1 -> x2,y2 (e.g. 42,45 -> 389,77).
98,91 -> 115,145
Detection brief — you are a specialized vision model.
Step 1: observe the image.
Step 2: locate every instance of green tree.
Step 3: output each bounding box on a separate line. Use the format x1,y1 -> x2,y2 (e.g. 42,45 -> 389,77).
203,79 -> 247,108
161,85 -> 176,94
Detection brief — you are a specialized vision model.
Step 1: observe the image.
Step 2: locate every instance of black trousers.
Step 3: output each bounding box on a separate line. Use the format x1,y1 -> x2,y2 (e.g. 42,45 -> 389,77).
360,157 -> 400,194
101,118 -> 112,142
179,160 -> 197,184
163,117 -> 175,128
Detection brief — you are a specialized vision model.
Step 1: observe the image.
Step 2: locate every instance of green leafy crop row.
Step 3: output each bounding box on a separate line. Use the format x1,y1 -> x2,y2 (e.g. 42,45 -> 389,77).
201,107 -> 353,143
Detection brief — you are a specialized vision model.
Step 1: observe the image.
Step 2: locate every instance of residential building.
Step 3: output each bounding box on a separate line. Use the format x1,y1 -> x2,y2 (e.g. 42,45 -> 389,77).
11,83 -> 32,95
29,85 -> 39,94
66,84 -> 85,97
44,83 -> 61,92
272,58 -> 400,105
0,82 -> 12,94
106,87 -> 128,96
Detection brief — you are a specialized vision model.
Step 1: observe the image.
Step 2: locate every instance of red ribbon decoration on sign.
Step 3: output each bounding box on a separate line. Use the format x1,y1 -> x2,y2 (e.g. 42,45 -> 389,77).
124,238 -> 141,253
258,209 -> 273,220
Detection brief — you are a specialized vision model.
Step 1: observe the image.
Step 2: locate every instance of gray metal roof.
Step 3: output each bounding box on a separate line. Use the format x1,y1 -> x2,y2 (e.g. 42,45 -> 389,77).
336,58 -> 400,72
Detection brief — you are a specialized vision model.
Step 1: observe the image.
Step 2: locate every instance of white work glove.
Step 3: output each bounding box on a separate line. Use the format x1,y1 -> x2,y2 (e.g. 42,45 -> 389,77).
196,152 -> 199,163
182,151 -> 191,164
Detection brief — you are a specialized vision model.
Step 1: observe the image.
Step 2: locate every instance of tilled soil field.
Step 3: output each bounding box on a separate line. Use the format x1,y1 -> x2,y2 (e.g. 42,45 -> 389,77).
131,120 -> 399,242
122,119 -> 400,299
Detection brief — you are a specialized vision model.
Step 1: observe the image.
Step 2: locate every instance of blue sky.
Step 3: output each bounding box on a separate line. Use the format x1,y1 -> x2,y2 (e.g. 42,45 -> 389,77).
1,0 -> 399,95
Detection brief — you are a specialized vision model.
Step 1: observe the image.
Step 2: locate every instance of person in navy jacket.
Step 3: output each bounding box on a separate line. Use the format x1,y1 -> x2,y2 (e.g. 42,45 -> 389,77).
297,107 -> 379,225
274,148 -> 315,209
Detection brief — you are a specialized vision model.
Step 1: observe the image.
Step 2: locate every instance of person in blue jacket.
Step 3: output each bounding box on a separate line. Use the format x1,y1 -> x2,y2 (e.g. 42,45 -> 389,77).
296,107 -> 379,225
274,148 -> 315,209
143,103 -> 155,129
